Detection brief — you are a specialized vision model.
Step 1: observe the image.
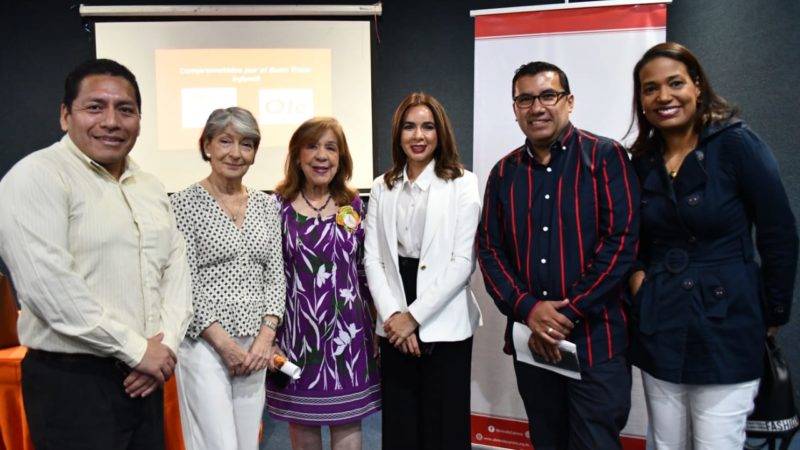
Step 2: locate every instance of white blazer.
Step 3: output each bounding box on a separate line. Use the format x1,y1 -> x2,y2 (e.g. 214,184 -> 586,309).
364,169 -> 483,342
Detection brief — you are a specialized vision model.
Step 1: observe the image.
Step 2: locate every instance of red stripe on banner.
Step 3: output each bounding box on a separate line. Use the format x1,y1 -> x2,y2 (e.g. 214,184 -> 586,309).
475,4 -> 666,39
470,413 -> 646,449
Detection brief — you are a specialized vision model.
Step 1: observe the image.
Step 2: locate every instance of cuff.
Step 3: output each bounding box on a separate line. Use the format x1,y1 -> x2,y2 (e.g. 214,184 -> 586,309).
515,293 -> 539,324
161,329 -> 182,356
407,300 -> 430,327
186,314 -> 217,340
118,332 -> 149,367
765,301 -> 790,327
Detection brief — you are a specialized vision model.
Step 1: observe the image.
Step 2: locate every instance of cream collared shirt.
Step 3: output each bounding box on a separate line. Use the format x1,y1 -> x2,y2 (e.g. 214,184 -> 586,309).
0,135 -> 192,366
396,160 -> 436,259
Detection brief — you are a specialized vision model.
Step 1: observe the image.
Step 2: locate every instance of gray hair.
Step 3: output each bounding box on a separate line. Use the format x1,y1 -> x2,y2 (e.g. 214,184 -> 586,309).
198,107 -> 261,161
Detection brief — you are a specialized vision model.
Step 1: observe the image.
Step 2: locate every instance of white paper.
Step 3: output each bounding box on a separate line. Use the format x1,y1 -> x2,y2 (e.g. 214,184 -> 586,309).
513,322 -> 581,380
279,359 -> 302,380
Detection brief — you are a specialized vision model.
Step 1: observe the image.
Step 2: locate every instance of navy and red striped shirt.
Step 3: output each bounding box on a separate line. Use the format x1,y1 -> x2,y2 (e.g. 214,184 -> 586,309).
476,123 -> 640,367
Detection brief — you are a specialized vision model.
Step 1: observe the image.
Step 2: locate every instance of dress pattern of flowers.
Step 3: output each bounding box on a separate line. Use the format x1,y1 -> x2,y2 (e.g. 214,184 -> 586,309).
266,195 -> 380,426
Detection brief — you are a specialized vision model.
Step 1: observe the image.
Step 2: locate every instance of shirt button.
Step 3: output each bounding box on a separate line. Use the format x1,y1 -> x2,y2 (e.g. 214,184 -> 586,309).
543,226 -> 549,232
687,236 -> 697,244
681,279 -> 695,290
562,146 -> 567,150
543,290 -> 549,296
687,194 -> 701,206
541,258 -> 547,264
544,194 -> 551,200
546,167 -> 553,173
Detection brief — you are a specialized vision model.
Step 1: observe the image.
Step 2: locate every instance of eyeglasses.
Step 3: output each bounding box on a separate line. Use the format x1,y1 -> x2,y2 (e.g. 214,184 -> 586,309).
513,91 -> 568,108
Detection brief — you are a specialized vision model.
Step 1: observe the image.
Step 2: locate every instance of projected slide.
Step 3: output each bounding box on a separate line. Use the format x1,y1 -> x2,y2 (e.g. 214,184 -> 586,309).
155,49 -> 332,151
95,21 -> 372,192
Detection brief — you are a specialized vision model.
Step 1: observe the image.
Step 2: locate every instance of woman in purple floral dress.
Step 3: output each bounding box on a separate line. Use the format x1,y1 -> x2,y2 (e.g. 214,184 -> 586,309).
267,117 -> 380,450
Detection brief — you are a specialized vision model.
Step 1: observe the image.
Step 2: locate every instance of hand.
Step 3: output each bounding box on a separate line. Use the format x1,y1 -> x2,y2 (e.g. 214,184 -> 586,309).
243,328 -> 276,375
384,312 -> 419,346
767,326 -> 779,337
123,370 -> 160,398
528,333 -> 562,363
133,332 -> 177,383
269,345 -> 286,372
372,332 -> 381,363
218,339 -> 249,377
526,299 -> 574,345
629,270 -> 646,297
398,333 -> 421,357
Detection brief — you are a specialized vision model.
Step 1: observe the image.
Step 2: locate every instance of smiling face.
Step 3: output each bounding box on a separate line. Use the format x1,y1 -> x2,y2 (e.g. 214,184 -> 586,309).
204,125 -> 257,182
513,71 -> 573,151
400,105 -> 438,170
638,56 -> 701,135
299,128 -> 340,190
59,74 -> 141,177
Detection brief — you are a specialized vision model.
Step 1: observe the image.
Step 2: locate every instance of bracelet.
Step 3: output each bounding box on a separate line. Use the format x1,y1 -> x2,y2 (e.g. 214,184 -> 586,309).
262,319 -> 278,331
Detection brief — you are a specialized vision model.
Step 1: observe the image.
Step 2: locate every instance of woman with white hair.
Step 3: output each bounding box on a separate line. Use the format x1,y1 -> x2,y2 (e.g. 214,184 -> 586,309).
171,107 -> 286,450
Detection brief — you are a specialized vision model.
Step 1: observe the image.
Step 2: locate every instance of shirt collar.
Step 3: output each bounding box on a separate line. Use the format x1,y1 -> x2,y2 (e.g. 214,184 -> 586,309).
402,159 -> 436,192
524,122 -> 575,159
61,134 -> 138,181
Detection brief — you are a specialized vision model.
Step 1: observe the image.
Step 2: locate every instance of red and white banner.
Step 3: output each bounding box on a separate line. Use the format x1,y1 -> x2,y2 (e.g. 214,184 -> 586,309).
470,2 -> 668,448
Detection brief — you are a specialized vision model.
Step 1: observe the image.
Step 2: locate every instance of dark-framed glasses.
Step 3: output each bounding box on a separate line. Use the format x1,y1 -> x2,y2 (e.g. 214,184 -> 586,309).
513,91 -> 568,108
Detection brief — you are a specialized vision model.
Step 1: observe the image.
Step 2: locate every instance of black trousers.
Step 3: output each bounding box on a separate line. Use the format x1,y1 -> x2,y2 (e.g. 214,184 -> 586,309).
514,352 -> 631,450
21,349 -> 165,450
380,256 -> 473,450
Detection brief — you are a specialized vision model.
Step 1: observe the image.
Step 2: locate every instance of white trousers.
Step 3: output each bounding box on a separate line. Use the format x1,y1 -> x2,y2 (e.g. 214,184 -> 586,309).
176,336 -> 266,450
642,371 -> 760,450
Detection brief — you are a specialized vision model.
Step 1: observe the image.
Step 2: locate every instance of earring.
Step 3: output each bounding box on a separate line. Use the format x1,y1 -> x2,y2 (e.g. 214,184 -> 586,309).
205,153 -> 211,158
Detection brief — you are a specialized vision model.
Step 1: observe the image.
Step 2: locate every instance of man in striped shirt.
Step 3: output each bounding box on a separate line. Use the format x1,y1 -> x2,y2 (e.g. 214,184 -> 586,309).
477,61 -> 640,449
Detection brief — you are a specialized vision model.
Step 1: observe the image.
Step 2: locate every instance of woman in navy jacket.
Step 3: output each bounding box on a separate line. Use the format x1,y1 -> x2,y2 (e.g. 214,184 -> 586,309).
628,42 -> 798,450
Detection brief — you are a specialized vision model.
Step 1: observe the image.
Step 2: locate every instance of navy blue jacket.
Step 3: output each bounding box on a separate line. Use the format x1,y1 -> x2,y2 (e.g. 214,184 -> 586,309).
630,120 -> 798,384
477,123 -> 640,368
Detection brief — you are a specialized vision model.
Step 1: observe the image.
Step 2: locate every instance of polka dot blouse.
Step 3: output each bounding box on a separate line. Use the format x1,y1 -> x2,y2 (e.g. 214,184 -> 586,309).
170,183 -> 286,339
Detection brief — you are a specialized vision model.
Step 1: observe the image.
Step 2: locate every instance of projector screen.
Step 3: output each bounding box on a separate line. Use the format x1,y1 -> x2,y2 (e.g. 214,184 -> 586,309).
95,21 -> 373,192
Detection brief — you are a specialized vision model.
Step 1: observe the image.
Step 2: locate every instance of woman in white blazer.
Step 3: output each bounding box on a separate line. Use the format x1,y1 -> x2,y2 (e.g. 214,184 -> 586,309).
364,92 -> 482,450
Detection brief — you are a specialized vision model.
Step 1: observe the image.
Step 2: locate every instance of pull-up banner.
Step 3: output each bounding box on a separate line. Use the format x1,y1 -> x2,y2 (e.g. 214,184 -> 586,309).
470,2 -> 668,449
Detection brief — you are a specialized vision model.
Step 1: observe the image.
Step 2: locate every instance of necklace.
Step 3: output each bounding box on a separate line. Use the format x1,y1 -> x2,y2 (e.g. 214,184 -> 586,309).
203,181 -> 247,223
300,190 -> 332,219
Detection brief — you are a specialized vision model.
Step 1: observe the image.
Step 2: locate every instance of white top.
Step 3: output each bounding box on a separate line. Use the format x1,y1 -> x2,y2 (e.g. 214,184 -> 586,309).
364,169 -> 483,342
396,160 -> 436,259
170,184 -> 286,339
0,135 -> 192,366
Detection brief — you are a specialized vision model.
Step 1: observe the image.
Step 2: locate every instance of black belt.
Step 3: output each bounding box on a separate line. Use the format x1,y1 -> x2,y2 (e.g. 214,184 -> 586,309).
26,348 -> 131,374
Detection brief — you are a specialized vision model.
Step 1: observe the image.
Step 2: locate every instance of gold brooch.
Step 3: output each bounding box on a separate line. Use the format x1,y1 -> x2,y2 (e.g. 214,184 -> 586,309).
335,205 -> 361,233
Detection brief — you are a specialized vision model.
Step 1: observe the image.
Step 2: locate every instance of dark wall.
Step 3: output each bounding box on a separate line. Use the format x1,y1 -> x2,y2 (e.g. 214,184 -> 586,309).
3,0 -> 800,394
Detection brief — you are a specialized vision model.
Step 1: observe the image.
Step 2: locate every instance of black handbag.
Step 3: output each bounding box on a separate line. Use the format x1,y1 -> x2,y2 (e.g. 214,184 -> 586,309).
745,335 -> 799,450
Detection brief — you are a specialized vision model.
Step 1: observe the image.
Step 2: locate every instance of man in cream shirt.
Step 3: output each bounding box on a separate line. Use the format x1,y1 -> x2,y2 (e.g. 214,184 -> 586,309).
0,59 -> 192,450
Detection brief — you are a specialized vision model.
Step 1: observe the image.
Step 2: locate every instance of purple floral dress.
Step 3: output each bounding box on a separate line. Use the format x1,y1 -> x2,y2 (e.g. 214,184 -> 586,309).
266,196 -> 380,426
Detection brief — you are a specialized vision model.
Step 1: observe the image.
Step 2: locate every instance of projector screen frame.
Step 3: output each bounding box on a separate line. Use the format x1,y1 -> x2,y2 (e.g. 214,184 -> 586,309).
80,3 -> 383,18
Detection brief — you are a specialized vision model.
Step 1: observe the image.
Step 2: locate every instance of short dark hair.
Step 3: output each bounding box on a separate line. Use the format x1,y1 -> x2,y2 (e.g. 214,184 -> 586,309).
511,61 -> 571,97
63,59 -> 141,111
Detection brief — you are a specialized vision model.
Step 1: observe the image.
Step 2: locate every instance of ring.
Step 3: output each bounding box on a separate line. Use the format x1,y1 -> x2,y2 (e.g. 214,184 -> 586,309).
546,327 -> 553,334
